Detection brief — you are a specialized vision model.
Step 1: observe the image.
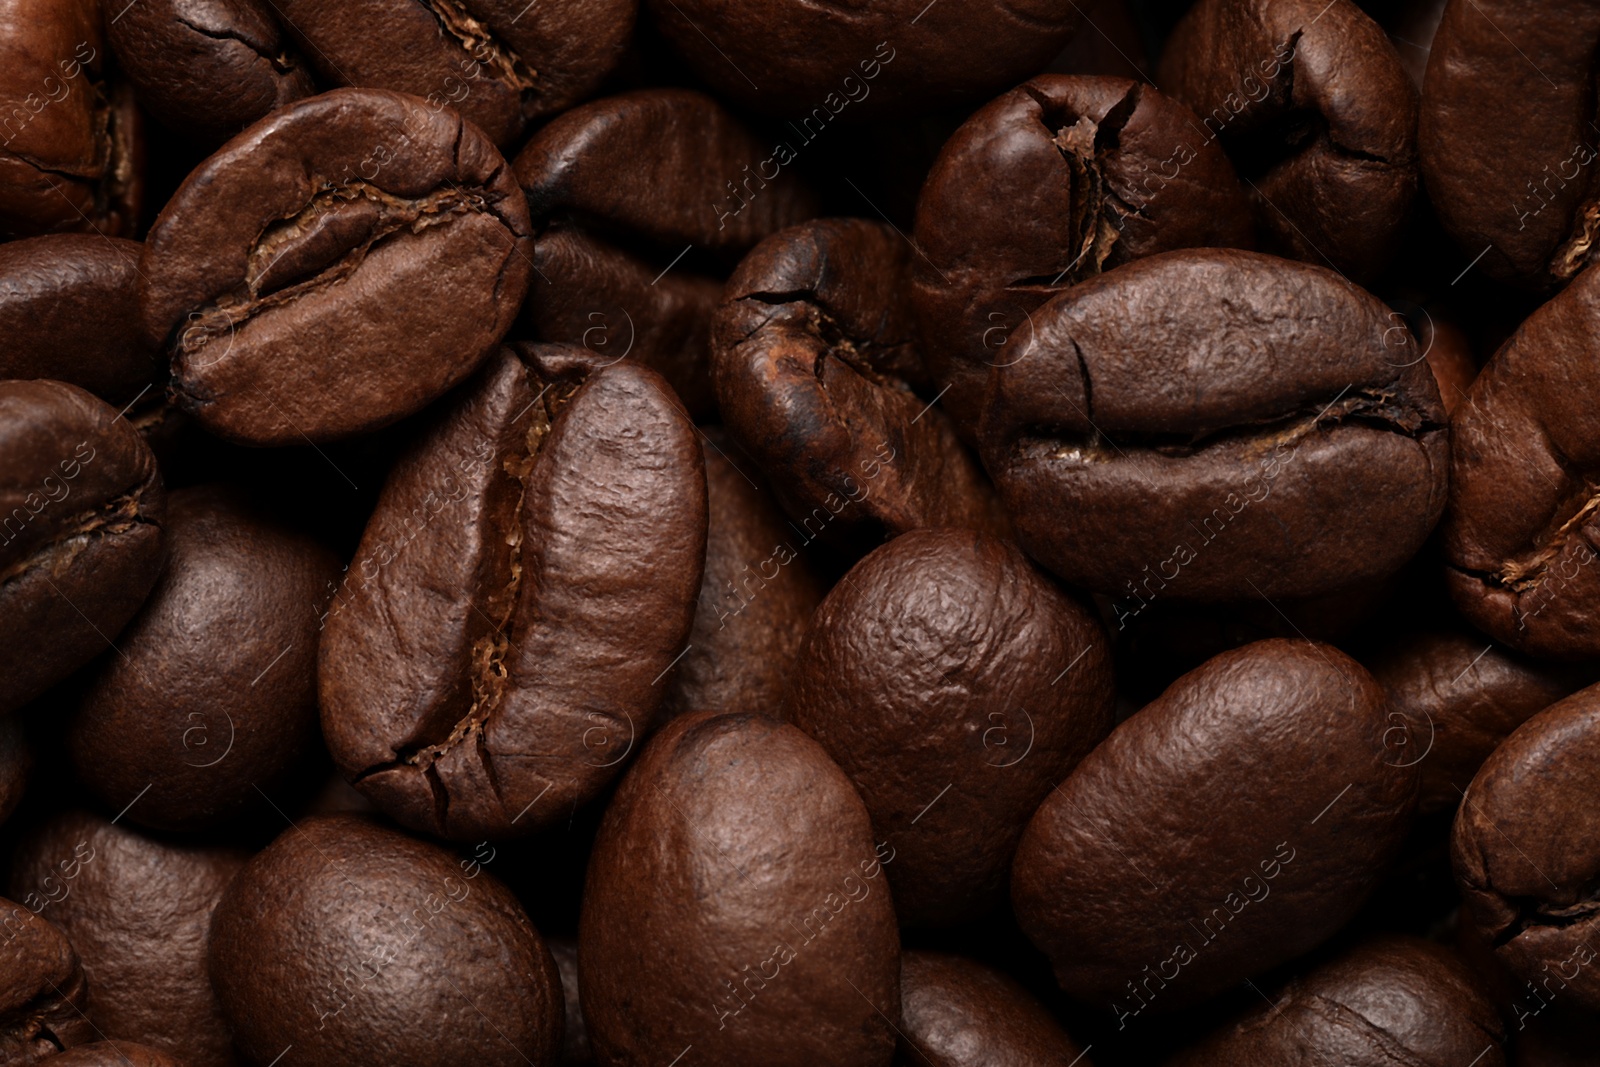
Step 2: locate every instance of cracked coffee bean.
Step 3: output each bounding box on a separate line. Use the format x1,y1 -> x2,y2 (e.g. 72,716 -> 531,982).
67,485 -> 340,831
9,810 -> 246,1067
274,0 -> 634,147
580,712 -> 900,1067
1012,640 -> 1418,1012
141,87 -> 532,445
36,1045 -> 180,1067
980,248 -> 1448,604
911,74 -> 1255,436
320,344 -> 706,841
786,528 -> 1114,926
0,379 -> 164,716
1167,936 -> 1505,1066
1452,682 -> 1600,1016
1444,264 -> 1600,659
106,0 -> 316,144
897,951 -> 1090,1066
715,217 -> 1004,546
513,89 -> 818,418
0,898 -> 94,1066
1158,0 -> 1418,281
210,813 -> 564,1067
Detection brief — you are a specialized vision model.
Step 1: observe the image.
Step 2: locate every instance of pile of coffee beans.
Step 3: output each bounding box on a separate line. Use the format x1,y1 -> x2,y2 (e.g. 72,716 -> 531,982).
4,0 -> 1598,1063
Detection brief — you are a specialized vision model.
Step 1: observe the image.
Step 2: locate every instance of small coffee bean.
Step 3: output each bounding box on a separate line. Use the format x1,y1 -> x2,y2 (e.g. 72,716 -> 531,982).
898,951 -> 1090,1066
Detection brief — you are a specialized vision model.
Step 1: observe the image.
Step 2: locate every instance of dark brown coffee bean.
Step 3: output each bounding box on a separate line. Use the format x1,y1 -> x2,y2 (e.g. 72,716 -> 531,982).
1167,936 -> 1505,1066
1369,630 -> 1591,815
513,89 -> 818,417
0,0 -> 141,238
660,429 -> 824,722
1444,265 -> 1600,658
275,0 -> 634,147
9,810 -> 246,1067
141,88 -> 532,445
37,1043 -> 180,1067
787,528 -> 1113,926
320,346 -> 706,840
107,0 -> 316,143
645,1 -> 1079,119
980,249 -> 1448,604
0,380 -> 164,716
547,939 -> 591,1067
1420,0 -> 1600,290
1013,640 -> 1418,1014
1453,684 -> 1600,1016
897,951 -> 1089,1066
1158,0 -> 1418,280
67,485 -> 338,831
911,74 -> 1255,435
0,236 -> 159,406
0,717 -> 30,830
0,897 -> 94,1066
210,813 -> 562,1067
580,712 -> 900,1065
715,218 -> 1004,546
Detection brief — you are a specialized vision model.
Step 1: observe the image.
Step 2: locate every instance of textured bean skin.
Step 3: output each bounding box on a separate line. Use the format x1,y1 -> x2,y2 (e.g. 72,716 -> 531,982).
0,898 -> 94,1067
896,952 -> 1089,1066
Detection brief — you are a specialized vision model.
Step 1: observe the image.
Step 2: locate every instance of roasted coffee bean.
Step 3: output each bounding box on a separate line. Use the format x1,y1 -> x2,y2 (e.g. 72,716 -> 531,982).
1453,683 -> 1600,1015
1369,630 -> 1590,814
141,88 -> 532,445
0,897 -> 93,1066
107,0 -> 316,143
897,951 -> 1089,1066
980,249 -> 1448,604
320,345 -> 705,840
0,380 -> 164,716
9,811 -> 246,1067
580,712 -> 900,1065
645,0 -> 1078,119
787,528 -> 1113,926
1420,0 -> 1600,290
1013,640 -> 1418,1012
1158,0 -> 1418,280
0,0 -> 140,238
513,89 -> 817,417
548,940 -> 592,1067
67,486 -> 337,831
1167,936 -> 1504,1066
0,717 -> 29,829
715,218 -> 1003,545
0,236 -> 159,405
210,813 -> 563,1067
36,1044 -> 179,1067
275,0 -> 634,147
1444,265 -> 1600,658
660,429 -> 824,722
911,74 -> 1255,435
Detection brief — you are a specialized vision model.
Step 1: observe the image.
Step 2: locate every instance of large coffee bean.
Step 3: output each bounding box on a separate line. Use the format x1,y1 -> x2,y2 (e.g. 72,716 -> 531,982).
0,898 -> 94,1065
897,951 -> 1089,1066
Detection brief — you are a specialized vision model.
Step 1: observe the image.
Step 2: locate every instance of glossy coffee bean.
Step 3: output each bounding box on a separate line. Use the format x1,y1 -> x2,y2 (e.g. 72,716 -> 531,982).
0,0 -> 140,238
1167,936 -> 1504,1066
107,0 -> 316,143
581,712 -> 900,1065
141,88 -> 532,445
787,528 -> 1113,926
1420,0 -> 1600,290
897,951 -> 1088,1066
36,1045 -> 179,1067
276,0 -> 634,147
646,1 -> 1079,119
1159,0 -> 1418,280
911,74 -> 1255,435
68,486 -> 338,831
9,811 -> 246,1067
980,249 -> 1448,604
0,898 -> 93,1066
0,236 -> 159,405
660,430 -> 825,722
1013,640 -> 1418,1013
1453,683 -> 1600,1016
0,380 -> 164,716
716,218 -> 1003,546
1444,264 -> 1600,658
514,89 -> 818,417
320,345 -> 706,840
0,717 -> 30,830
1368,630 -> 1590,814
